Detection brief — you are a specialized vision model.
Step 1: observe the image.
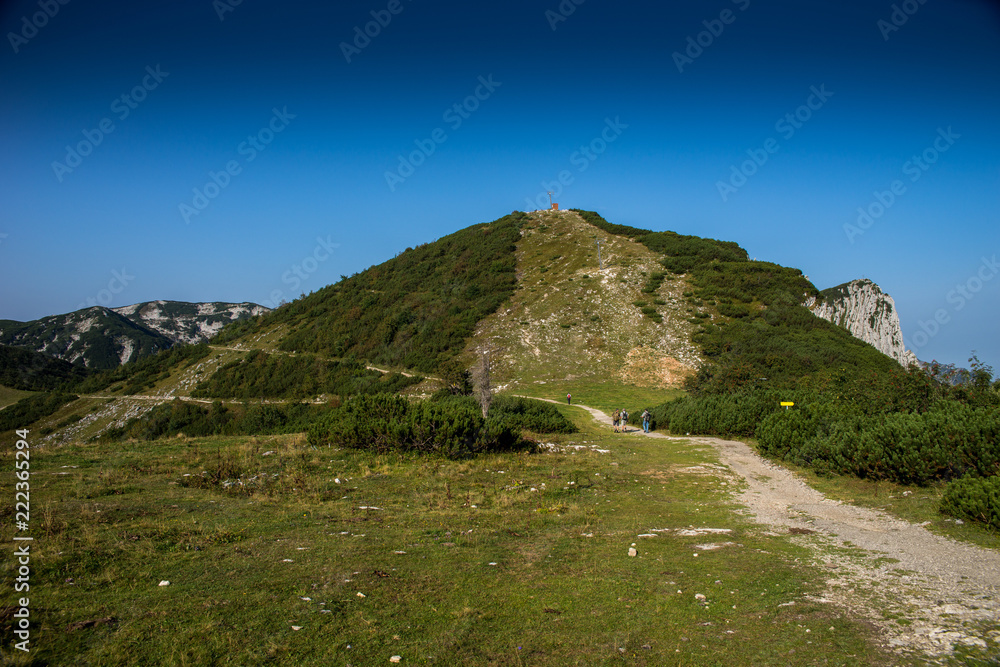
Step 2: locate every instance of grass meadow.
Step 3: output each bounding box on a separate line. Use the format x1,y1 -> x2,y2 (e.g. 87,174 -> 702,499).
2,404 -> 911,666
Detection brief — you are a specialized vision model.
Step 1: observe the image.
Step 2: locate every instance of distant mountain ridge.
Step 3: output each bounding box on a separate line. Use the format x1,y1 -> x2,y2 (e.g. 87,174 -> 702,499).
0,300 -> 268,370
112,301 -> 269,345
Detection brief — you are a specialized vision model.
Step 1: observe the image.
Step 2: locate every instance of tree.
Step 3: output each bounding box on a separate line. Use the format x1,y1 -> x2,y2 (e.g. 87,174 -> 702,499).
439,359 -> 472,396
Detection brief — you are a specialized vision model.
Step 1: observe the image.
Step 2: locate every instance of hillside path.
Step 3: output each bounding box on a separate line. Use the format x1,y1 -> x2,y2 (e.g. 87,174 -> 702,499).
534,397 -> 1000,658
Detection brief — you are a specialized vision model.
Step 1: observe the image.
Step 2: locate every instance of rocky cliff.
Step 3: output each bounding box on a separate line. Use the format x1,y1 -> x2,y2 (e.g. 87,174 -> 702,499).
807,279 -> 917,367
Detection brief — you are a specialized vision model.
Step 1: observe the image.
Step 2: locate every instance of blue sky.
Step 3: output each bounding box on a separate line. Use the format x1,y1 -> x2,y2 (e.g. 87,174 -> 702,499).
1,0 -> 998,371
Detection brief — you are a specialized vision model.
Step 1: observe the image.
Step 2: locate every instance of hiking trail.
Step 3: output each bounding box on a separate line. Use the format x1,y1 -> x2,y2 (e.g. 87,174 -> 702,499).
540,397 -> 1000,659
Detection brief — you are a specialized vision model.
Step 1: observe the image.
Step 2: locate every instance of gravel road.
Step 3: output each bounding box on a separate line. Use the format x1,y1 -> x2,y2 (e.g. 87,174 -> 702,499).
565,401 -> 1000,660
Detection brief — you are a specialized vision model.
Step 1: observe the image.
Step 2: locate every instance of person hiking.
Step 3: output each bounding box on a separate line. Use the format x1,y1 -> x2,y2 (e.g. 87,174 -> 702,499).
612,409 -> 621,433
641,409 -> 651,433
620,409 -> 629,433
567,393 -> 572,405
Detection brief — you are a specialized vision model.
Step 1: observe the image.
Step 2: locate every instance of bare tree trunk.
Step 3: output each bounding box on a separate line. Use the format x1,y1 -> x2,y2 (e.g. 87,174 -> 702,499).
474,348 -> 492,419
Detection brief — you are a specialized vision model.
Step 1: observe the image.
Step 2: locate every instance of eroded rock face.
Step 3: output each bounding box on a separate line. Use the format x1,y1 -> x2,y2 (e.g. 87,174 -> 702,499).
112,301 -> 269,345
807,279 -> 917,367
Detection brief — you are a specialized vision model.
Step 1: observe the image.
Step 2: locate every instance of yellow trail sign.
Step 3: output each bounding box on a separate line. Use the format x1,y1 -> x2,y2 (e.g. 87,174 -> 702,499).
780,402 -> 795,407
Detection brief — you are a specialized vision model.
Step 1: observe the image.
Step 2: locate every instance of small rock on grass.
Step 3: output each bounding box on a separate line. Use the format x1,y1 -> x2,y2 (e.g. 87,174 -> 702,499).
390,656 -> 402,663
158,580 -> 170,587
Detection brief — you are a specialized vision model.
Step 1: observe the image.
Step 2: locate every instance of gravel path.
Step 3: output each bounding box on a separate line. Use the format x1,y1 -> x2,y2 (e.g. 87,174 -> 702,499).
557,399 -> 1000,659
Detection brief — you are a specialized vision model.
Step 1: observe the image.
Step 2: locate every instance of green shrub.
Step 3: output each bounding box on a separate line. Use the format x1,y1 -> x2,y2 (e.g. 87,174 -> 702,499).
99,399 -> 334,442
940,475 -> 1000,530
487,395 -> 575,434
757,400 -> 1000,485
650,392 -> 783,438
308,393 -> 534,459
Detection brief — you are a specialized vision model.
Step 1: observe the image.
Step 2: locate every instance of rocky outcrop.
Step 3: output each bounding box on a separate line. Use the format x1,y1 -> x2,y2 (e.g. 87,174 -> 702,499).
112,301 -> 269,345
806,279 -> 917,367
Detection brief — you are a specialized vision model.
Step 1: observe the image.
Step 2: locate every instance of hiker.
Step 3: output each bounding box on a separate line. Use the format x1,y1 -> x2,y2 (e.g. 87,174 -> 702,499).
621,409 -> 629,433
567,393 -> 572,405
612,409 -> 621,433
641,409 -> 651,433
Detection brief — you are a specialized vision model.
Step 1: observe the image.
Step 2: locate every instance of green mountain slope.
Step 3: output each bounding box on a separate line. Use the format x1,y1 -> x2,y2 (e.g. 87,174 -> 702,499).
20,208 -> 914,444
0,344 -> 91,391
216,212 -> 526,372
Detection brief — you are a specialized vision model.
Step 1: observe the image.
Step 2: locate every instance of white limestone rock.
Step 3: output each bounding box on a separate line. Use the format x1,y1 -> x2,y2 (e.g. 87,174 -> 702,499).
806,279 -> 918,367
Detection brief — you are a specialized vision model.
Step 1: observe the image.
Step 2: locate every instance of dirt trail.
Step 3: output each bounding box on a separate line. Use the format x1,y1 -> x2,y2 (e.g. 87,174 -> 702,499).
546,398 -> 1000,659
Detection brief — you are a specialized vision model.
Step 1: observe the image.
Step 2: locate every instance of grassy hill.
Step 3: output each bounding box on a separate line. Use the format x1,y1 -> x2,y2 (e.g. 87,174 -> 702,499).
11,208 -> 908,444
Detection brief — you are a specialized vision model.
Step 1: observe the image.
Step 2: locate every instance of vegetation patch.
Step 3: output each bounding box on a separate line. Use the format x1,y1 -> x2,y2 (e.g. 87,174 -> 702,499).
0,392 -> 78,434
308,393 -> 535,459
191,350 -> 421,400
99,399 -> 332,442
940,475 -> 1000,531
0,344 -> 90,391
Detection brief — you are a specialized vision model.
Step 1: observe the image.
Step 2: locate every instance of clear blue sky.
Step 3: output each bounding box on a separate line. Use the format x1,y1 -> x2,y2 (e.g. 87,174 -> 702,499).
2,0 -> 998,371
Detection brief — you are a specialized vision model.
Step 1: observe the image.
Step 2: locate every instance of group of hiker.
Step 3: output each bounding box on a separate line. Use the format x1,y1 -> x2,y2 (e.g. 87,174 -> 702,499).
612,408 -> 651,434
567,394 -> 652,434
